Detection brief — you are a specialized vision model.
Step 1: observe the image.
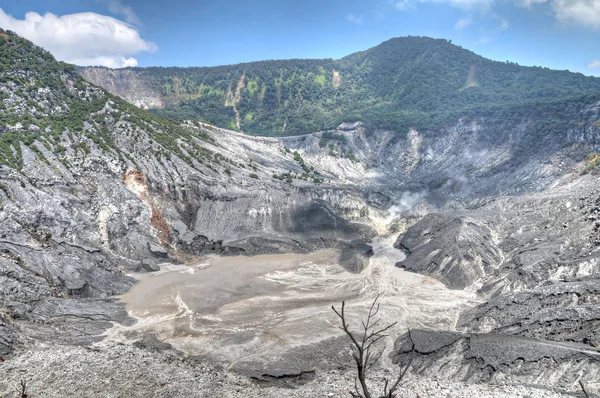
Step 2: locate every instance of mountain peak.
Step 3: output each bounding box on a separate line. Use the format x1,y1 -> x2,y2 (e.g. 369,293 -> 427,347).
78,36 -> 600,136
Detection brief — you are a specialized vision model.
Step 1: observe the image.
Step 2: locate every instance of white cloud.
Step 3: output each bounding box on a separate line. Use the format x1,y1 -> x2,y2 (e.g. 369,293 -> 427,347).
516,0 -> 600,29
445,0 -> 494,7
394,0 -> 600,31
588,59 -> 600,69
395,0 -> 416,10
454,16 -> 473,29
453,13 -> 508,31
0,8 -> 156,68
551,0 -> 600,29
346,13 -> 364,24
396,0 -> 493,10
515,0 -> 549,7
98,0 -> 142,26
68,55 -> 140,69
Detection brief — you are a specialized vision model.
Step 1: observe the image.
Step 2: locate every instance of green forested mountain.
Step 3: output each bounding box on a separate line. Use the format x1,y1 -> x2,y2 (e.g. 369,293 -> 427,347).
0,28 -> 213,169
81,36 -> 600,137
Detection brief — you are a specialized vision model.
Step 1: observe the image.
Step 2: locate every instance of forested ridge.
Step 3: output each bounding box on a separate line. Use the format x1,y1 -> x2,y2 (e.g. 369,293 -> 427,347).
0,28 -> 214,169
83,36 -> 600,137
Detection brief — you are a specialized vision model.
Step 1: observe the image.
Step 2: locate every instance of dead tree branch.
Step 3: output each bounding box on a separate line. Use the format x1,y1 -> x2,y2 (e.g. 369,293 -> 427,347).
332,294 -> 415,398
17,379 -> 28,398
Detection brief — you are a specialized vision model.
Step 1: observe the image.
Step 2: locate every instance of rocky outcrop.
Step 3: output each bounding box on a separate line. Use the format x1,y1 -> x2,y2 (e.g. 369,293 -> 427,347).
78,67 -> 163,110
19,297 -> 133,345
393,329 -> 600,388
387,178 -> 600,392
338,240 -> 374,273
461,276 -> 600,346
0,318 -> 12,356
395,212 -> 503,289
395,176 -> 600,290
0,342 -> 573,397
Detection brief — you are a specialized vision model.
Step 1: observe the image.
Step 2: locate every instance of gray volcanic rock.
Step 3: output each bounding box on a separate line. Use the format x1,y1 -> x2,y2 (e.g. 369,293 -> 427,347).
467,333 -> 600,368
141,259 -> 160,272
460,276 -> 600,346
148,243 -> 168,257
78,67 -> 163,110
0,37 -> 384,357
395,176 -> 600,292
19,297 -> 133,346
0,318 -> 12,356
388,179 -> 600,390
406,329 -> 464,354
133,335 -> 173,351
338,240 -> 374,273
0,343 -> 575,398
395,212 -> 503,289
393,329 -> 600,387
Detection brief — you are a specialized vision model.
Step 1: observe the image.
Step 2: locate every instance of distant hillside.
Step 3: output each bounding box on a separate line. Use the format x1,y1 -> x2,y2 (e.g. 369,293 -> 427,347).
80,37 -> 600,137
0,28 -> 214,170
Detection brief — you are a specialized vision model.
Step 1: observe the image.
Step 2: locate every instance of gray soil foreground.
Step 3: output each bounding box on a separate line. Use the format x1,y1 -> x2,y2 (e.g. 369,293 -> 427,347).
0,344 -> 576,398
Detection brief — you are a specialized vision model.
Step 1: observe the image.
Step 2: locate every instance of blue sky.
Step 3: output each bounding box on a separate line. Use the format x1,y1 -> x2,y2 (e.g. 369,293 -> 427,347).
0,0 -> 599,75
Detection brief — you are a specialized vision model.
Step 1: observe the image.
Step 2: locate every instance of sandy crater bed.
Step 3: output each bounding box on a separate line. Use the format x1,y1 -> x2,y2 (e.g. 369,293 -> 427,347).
110,236 -> 480,369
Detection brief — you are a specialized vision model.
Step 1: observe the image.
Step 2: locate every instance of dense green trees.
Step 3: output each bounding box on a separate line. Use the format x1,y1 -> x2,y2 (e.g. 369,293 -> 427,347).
102,36 -> 600,137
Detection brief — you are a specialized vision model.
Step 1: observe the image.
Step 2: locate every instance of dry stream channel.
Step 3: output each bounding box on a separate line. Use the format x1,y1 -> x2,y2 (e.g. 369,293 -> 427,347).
108,236 -> 481,369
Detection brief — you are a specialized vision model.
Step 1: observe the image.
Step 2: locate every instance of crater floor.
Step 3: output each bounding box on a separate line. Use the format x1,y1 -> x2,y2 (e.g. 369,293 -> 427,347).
110,236 -> 479,371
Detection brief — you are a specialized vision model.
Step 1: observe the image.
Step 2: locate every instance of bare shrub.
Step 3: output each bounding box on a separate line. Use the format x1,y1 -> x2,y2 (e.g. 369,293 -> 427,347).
332,294 -> 414,398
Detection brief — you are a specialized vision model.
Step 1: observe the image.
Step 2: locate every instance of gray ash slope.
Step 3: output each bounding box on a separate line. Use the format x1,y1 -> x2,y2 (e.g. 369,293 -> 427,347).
2,28 -> 600,395
0,30 -> 378,357
392,177 -> 600,390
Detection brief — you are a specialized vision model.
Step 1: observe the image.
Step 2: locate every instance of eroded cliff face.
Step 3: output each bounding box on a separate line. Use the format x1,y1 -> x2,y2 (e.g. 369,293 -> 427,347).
0,118 -> 377,355
2,98 -> 600,372
391,177 -> 600,389
78,68 -> 163,110
2,107 -> 598,381
388,125 -> 600,389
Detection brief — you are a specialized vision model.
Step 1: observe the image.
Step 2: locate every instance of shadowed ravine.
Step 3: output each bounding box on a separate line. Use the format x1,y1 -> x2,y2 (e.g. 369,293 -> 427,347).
111,235 -> 480,367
